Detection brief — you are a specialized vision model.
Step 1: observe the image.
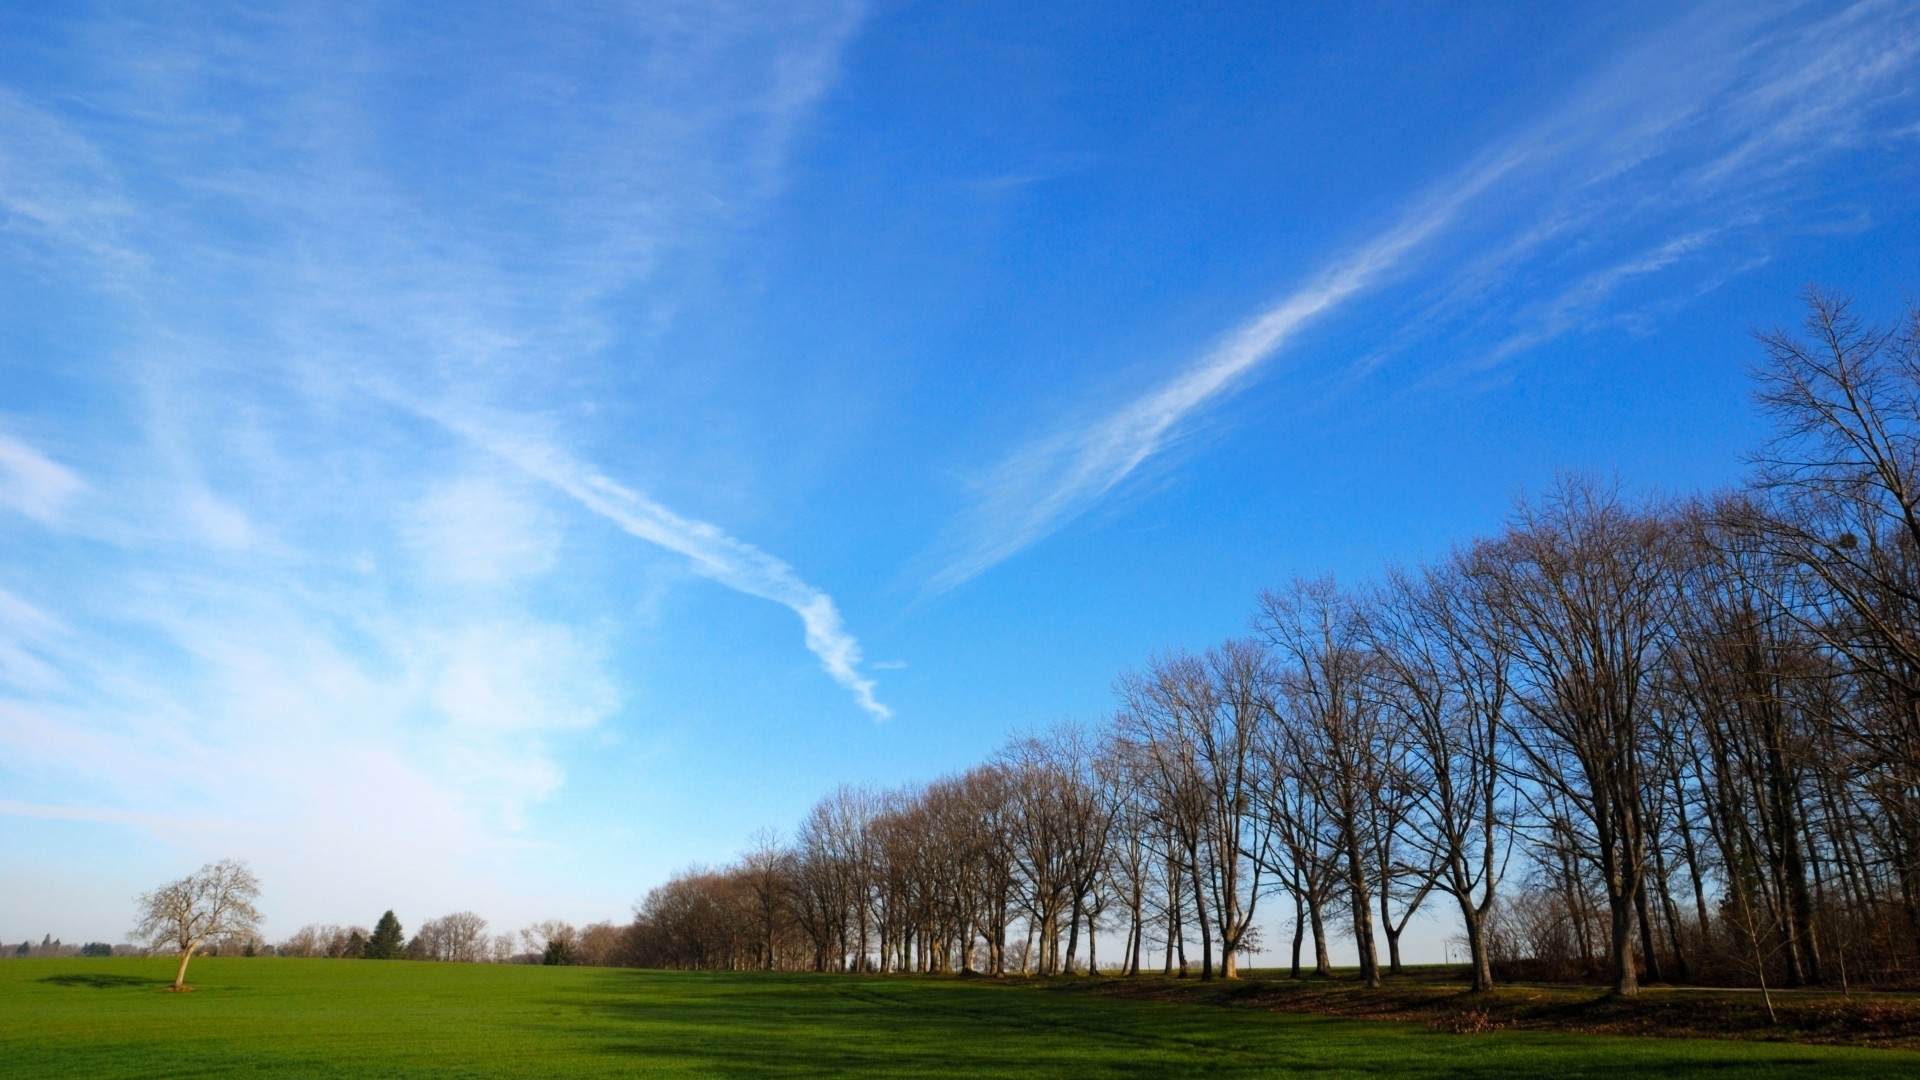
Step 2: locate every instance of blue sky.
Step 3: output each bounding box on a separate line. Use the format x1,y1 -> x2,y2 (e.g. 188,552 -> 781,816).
3,0 -> 1918,955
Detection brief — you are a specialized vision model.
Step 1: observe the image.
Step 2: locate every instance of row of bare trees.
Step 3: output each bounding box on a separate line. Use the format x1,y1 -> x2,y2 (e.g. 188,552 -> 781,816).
617,294 -> 1920,997
269,915 -> 624,965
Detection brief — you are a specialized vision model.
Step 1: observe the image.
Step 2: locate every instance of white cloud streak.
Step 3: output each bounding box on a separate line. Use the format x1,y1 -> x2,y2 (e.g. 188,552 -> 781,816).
933,0 -> 1920,589
0,433 -> 84,525
928,155 -> 1517,592
446,414 -> 889,720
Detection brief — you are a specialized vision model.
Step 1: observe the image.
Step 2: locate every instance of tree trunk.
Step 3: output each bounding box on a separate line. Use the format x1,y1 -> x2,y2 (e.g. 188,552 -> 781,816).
1290,887 -> 1306,979
1164,869 -> 1179,976
1652,844 -> 1691,984
1634,873 -> 1664,984
1086,907 -> 1099,976
1309,890 -> 1332,977
1460,901 -> 1493,992
1064,894 -> 1082,975
1121,903 -> 1136,972
1124,885 -> 1141,977
1610,892 -> 1640,996
1341,823 -> 1380,987
1188,853 -> 1214,980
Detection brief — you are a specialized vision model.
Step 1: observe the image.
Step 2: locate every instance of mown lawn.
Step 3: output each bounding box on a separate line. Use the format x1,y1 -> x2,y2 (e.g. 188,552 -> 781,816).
3,957 -> 1918,1078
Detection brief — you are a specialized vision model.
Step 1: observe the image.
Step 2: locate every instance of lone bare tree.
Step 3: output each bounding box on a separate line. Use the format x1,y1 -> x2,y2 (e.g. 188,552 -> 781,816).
134,859 -> 263,990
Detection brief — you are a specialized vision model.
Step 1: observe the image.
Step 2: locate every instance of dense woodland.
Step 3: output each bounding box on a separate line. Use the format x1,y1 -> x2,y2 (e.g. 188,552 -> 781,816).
609,292 -> 1920,997
86,293 -> 1919,998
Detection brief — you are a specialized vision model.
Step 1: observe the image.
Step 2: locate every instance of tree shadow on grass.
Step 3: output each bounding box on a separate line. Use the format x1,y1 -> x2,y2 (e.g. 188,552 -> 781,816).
553,971 -> 1920,1080
39,973 -> 167,989
555,970 -> 1224,1079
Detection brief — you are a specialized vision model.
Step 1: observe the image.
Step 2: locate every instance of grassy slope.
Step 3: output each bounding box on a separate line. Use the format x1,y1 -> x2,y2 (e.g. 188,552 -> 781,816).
3,958 -> 1918,1078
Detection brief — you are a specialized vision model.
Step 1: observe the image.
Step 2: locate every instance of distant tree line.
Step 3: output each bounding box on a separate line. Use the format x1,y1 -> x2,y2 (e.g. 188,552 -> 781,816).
264,912 -> 627,967
105,865 -> 626,970
613,291 -> 1920,997
3,936 -> 115,958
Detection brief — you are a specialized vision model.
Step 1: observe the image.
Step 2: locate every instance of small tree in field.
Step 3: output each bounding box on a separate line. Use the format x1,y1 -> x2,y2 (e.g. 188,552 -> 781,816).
134,859 -> 263,991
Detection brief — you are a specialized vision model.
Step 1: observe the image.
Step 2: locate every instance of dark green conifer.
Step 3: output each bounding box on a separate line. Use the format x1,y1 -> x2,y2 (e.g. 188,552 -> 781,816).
364,911 -> 406,960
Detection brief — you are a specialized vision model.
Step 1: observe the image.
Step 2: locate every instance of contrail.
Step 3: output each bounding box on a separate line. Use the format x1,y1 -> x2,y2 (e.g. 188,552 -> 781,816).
440,411 -> 891,721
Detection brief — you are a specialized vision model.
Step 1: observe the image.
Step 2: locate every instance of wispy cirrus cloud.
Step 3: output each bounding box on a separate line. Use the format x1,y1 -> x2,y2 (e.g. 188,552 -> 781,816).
3,0 -> 886,712
0,433 -> 83,526
932,0 -> 1920,589
925,152 -> 1519,592
0,1 -> 875,934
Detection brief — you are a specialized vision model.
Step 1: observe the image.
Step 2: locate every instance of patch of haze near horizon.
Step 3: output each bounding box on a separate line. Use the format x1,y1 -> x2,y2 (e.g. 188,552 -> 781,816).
929,0 -> 1920,590
0,1 -> 873,938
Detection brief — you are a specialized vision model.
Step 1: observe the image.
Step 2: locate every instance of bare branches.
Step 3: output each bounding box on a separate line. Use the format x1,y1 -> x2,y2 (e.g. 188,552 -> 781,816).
411,912 -> 490,962
1367,554 -> 1513,990
134,859 -> 263,990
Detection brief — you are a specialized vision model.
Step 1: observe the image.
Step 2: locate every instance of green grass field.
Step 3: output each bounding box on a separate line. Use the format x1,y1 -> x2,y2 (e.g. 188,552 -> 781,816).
4,957 -> 1917,1078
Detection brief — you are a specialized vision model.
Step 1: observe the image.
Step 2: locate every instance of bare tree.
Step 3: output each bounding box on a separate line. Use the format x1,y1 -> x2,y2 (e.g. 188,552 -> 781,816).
277,924 -> 327,958
441,912 -> 491,962
134,859 -> 263,990
1746,291 -> 1920,948
1116,643 -> 1271,979
1258,580 -> 1389,988
740,829 -> 792,971
1000,733 -> 1087,976
1103,732 -> 1161,977
1483,478 -> 1675,996
411,912 -> 490,962
961,764 -> 1022,976
521,920 -> 578,965
1367,554 -> 1514,991
790,786 -> 880,972
1254,728 -> 1339,978
573,921 -> 626,967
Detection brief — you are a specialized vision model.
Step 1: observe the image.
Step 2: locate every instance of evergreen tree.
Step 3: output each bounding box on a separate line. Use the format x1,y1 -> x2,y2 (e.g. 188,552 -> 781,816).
364,911 -> 406,960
